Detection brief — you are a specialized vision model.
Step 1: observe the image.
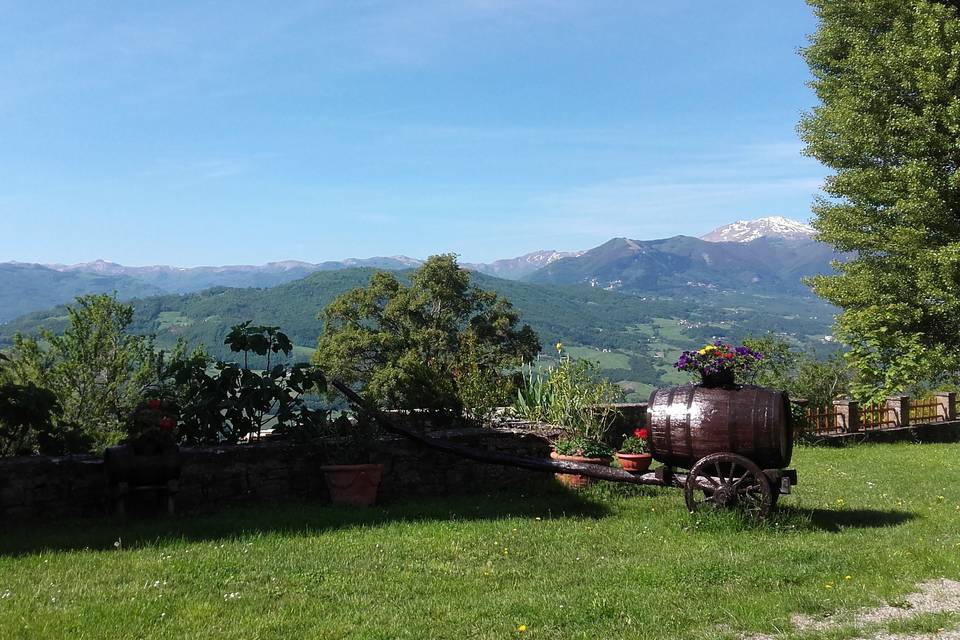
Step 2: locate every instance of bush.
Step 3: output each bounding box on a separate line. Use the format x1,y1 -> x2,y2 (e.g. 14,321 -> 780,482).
743,334 -> 851,406
514,355 -> 623,456
165,323 -> 327,445
315,255 -> 539,415
4,294 -> 159,452
0,379 -> 80,456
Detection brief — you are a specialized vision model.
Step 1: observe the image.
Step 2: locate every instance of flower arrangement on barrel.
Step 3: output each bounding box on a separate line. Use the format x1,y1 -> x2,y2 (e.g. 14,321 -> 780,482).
675,341 -> 762,388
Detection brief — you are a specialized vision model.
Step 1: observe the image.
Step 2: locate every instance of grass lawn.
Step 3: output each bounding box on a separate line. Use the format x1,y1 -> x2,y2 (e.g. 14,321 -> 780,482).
0,442 -> 958,639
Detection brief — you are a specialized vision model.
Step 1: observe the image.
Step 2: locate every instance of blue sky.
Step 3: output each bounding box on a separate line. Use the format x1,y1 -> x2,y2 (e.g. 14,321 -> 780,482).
1,1 -> 826,266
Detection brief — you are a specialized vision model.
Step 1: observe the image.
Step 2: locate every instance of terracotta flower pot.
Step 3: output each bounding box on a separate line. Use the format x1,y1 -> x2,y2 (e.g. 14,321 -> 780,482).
615,452 -> 653,473
319,463 -> 383,506
550,451 -> 611,489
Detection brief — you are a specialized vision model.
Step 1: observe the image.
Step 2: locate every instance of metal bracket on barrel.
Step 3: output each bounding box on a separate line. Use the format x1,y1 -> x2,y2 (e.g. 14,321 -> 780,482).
763,468 -> 797,495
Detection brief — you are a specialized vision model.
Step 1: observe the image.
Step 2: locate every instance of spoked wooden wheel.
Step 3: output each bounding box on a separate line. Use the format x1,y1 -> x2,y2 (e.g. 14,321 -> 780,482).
684,453 -> 774,520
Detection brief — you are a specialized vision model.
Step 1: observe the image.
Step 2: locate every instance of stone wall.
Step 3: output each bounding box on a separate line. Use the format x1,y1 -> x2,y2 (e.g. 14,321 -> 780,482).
0,427 -> 557,524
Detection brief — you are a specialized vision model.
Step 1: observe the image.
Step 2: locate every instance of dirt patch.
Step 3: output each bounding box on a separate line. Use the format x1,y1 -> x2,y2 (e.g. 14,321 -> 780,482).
741,578 -> 960,640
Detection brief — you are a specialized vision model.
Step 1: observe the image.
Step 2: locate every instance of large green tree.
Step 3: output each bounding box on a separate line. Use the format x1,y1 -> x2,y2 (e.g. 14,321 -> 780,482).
800,0 -> 960,400
8,294 -> 159,450
314,255 -> 540,413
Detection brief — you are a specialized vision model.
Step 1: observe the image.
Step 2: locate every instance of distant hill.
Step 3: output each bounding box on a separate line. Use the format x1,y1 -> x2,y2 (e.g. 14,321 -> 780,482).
524,235 -> 841,296
0,256 -> 423,321
0,263 -> 165,322
1,267 -> 837,401
0,252 -> 579,320
42,257 -> 424,293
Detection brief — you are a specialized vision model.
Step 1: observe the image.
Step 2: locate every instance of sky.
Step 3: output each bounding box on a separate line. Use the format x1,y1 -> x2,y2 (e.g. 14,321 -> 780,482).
0,1 -> 828,266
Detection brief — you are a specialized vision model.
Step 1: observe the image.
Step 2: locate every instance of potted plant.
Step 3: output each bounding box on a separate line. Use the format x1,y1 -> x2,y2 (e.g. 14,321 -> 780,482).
674,341 -> 762,388
318,413 -> 384,506
551,435 -> 614,489
615,427 -> 652,472
512,353 -> 623,489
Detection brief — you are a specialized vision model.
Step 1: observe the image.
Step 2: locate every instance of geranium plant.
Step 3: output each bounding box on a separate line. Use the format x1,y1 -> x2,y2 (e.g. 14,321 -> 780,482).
619,427 -> 649,454
675,341 -> 762,386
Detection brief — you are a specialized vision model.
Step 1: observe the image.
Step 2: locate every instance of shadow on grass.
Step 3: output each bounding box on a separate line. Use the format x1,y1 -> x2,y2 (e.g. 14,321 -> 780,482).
773,506 -> 918,532
0,489 -> 609,558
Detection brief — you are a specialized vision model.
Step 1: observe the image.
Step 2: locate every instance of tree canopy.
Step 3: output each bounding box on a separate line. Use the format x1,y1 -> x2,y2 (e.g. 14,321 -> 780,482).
7,294 -> 158,450
314,255 -> 540,413
800,0 -> 960,400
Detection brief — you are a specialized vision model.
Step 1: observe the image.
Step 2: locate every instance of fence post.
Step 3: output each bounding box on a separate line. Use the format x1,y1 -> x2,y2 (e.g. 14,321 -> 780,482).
935,391 -> 956,421
833,399 -> 859,433
886,395 -> 910,428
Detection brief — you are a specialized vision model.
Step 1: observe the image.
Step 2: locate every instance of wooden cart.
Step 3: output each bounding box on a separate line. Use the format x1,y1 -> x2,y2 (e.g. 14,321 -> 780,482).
333,381 -> 797,519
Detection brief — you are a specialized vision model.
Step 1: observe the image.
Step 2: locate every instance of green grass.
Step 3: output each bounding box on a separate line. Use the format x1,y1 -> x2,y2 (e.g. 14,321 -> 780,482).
0,442 -> 958,639
291,344 -> 316,360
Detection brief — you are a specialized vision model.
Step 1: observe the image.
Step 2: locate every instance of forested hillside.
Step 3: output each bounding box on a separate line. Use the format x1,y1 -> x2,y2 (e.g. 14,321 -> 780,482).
0,268 -> 837,400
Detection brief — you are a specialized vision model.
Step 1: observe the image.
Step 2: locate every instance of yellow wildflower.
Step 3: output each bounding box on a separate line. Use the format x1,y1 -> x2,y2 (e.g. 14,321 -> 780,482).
844,575 -> 852,581
518,624 -> 527,633
555,342 -> 563,352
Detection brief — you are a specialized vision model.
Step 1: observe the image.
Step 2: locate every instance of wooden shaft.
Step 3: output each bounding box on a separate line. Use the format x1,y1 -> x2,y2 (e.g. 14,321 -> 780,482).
332,379 -> 650,484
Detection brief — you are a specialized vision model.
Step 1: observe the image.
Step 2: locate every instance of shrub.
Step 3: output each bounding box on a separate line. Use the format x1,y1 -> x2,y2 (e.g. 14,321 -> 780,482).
514,355 -> 623,456
315,255 -> 539,415
165,323 -> 327,445
5,294 -> 158,452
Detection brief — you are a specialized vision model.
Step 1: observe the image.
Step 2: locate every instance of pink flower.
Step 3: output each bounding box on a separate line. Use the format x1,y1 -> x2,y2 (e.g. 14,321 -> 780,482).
634,428 -> 649,439
158,418 -> 173,430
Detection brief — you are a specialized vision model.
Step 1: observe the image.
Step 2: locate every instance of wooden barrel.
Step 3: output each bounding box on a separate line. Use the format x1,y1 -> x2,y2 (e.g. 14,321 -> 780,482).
647,384 -> 792,470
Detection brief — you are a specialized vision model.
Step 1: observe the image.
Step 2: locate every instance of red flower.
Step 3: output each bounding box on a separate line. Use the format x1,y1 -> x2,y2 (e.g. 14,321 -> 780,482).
158,418 -> 174,430
723,353 -> 734,359
633,428 -> 649,439
147,399 -> 162,410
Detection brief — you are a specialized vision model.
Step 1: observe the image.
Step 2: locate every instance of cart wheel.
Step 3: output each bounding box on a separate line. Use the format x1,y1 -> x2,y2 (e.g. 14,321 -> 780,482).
684,453 -> 774,520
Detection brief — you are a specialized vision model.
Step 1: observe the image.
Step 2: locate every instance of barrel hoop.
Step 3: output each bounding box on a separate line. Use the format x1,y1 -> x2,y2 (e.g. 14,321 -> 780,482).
683,385 -> 695,460
663,386 -> 676,458
751,387 -> 764,456
728,389 -> 738,454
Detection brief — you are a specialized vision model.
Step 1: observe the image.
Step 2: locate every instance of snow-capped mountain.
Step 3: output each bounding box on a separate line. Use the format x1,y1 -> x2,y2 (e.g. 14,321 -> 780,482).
467,250 -> 585,280
701,216 -> 816,243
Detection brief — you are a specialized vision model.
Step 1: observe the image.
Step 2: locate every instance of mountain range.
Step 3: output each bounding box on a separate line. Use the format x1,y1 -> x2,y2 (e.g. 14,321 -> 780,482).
526,235 -> 838,295
0,217 -> 831,323
0,265 -> 837,401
